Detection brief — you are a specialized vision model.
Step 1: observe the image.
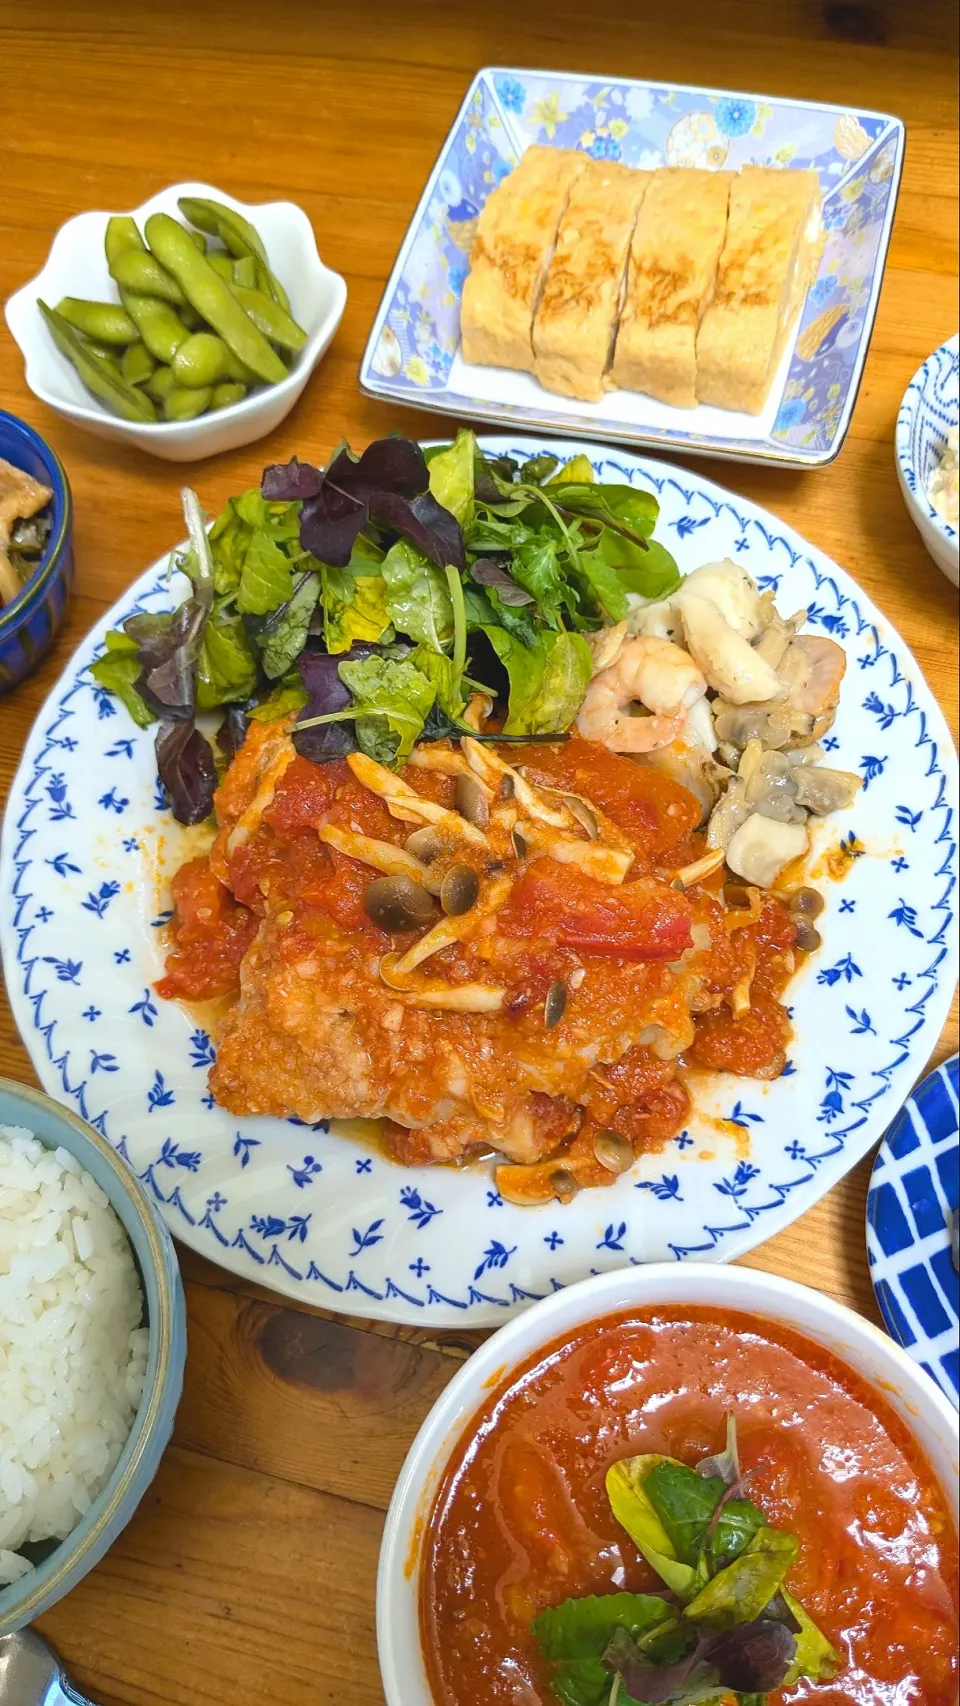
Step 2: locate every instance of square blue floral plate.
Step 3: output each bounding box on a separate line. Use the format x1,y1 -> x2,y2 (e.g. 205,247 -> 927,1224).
360,68 -> 904,469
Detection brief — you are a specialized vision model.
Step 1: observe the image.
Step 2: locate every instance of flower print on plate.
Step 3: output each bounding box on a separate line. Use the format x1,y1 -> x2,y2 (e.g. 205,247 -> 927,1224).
360,68 -> 905,468
1,437 -> 956,1328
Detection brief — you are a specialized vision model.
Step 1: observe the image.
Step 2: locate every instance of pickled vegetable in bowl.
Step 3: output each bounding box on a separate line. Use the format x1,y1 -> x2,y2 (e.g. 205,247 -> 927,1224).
0,457 -> 52,607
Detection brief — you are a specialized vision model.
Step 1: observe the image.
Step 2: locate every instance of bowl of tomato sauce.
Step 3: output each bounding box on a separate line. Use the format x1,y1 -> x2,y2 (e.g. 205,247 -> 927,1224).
377,1264 -> 959,1706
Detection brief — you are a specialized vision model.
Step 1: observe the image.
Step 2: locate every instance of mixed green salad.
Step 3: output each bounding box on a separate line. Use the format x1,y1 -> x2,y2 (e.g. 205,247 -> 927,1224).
90,431 -> 679,822
534,1419 -> 839,1705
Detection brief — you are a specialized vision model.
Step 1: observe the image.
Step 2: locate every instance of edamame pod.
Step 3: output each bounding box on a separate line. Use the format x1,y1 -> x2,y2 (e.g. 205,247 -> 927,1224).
145,365 -> 177,401
228,284 -> 307,352
104,215 -> 145,266
144,213 -> 286,384
206,253 -> 235,280
111,249 -> 186,305
188,229 -> 207,254
210,381 -> 247,409
172,332 -> 232,387
177,195 -> 291,312
54,296 -> 138,345
119,290 -> 190,365
120,341 -> 157,385
171,330 -> 256,387
75,333 -> 122,367
164,384 -> 213,421
39,302 -> 157,422
232,255 -> 257,289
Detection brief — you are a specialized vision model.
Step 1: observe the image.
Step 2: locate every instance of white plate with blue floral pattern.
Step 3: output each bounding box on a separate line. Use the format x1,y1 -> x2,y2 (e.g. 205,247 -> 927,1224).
2,437 -> 956,1326
360,69 -> 904,469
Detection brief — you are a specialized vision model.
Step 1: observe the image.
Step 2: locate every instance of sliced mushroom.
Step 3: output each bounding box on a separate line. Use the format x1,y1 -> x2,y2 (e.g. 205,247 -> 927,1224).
725,813 -> 810,889
440,864 -> 479,917
593,1130 -> 634,1175
744,751 -> 805,825
544,981 -> 567,1029
364,873 -> 435,932
671,848 -> 725,889
752,601 -> 807,670
705,777 -> 753,851
565,795 -> 599,839
455,772 -> 491,828
550,1168 -> 581,1203
713,698 -> 814,753
783,742 -> 825,767
511,826 -> 528,859
794,918 -> 822,953
789,886 -> 824,919
793,765 -> 863,815
778,635 -> 846,735
405,827 -> 445,863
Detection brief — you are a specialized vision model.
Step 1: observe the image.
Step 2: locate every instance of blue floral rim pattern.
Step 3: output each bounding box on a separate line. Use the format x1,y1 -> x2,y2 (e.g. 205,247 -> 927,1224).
1,438 -> 957,1327
867,1054 -> 959,1408
895,335 -> 959,546
360,70 -> 905,468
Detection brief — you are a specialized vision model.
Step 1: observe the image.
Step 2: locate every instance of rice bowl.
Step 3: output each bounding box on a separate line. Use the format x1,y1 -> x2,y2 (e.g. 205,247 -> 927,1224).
0,1126 -> 149,1584
0,1077 -> 185,1634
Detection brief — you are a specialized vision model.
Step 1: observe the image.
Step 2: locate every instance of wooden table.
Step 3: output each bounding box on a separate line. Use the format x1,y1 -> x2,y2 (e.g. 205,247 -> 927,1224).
1,4 -> 957,1701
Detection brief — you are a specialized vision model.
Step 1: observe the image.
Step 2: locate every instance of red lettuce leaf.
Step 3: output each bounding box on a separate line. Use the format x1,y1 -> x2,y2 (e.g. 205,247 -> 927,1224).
299,481 -> 369,566
217,706 -> 249,762
292,642 -> 379,763
326,436 -> 428,497
602,1616 -> 797,1698
155,719 -> 217,824
261,456 -> 324,500
128,601 -> 207,721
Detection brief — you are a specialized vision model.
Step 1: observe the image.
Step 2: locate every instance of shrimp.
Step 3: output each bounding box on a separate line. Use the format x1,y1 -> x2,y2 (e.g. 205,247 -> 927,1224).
577,634 -> 707,753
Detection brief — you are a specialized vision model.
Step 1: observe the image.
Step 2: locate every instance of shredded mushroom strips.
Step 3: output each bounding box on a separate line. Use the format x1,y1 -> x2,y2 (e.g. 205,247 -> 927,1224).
584,555 -> 862,890
340,742 -> 634,1017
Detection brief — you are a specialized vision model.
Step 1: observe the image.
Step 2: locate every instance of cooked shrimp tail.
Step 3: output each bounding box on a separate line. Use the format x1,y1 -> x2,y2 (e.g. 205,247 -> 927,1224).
577,635 -> 707,753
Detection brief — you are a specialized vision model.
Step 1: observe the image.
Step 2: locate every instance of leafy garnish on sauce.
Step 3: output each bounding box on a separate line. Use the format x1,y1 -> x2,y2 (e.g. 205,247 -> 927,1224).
534,1418 -> 840,1706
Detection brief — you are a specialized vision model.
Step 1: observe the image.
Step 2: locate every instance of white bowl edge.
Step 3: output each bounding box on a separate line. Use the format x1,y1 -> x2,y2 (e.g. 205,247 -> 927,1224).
376,1262 -> 960,1706
4,181 -> 347,462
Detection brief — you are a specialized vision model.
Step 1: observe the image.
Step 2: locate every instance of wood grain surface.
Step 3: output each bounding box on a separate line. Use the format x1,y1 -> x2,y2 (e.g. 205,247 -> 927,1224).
0,3 -> 957,1701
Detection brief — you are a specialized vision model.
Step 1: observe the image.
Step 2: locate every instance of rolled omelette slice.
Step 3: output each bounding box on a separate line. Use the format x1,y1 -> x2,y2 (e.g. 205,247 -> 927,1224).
531,161 -> 650,402
610,168 -> 733,408
460,145 -> 586,373
696,165 -> 824,414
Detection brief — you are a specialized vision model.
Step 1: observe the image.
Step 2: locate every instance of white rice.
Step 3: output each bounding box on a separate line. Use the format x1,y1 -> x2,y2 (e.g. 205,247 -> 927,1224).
0,1125 -> 149,1585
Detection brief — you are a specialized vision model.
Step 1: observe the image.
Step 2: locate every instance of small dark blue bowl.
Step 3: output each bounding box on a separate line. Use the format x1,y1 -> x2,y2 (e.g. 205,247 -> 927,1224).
0,411 -> 74,694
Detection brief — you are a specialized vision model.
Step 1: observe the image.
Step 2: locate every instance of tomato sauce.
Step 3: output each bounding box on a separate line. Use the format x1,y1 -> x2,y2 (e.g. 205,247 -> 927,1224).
421,1307 -> 959,1706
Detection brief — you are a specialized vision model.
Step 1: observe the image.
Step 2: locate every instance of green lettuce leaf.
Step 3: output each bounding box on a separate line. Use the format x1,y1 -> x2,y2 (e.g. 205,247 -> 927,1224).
606,1456 -> 701,1601
427,427 -> 476,524
90,632 -> 154,728
551,481 -> 659,543
644,1463 -> 728,1568
196,604 -> 259,710
257,572 -> 321,679
338,653 -> 437,764
381,539 -> 453,651
248,673 -> 309,722
545,453 -> 596,486
682,1527 -> 798,1632
710,1499 -> 766,1571
321,565 -> 393,653
479,626 -> 591,736
780,1589 -> 841,1685
533,1593 -> 672,1706
207,489 -> 302,599
616,536 -> 682,602
412,643 -> 466,718
534,1591 -> 674,1660
510,533 -> 567,626
237,527 -> 294,615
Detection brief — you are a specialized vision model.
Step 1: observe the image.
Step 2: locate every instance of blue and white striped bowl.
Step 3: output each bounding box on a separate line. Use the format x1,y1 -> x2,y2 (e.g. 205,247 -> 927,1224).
894,334 -> 959,586
867,1054 -> 959,1407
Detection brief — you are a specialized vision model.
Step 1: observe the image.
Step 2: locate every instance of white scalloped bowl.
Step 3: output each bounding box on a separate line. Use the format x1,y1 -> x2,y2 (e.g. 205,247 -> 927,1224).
4,181 -> 347,462
376,1263 -> 960,1706
895,334 -> 959,587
